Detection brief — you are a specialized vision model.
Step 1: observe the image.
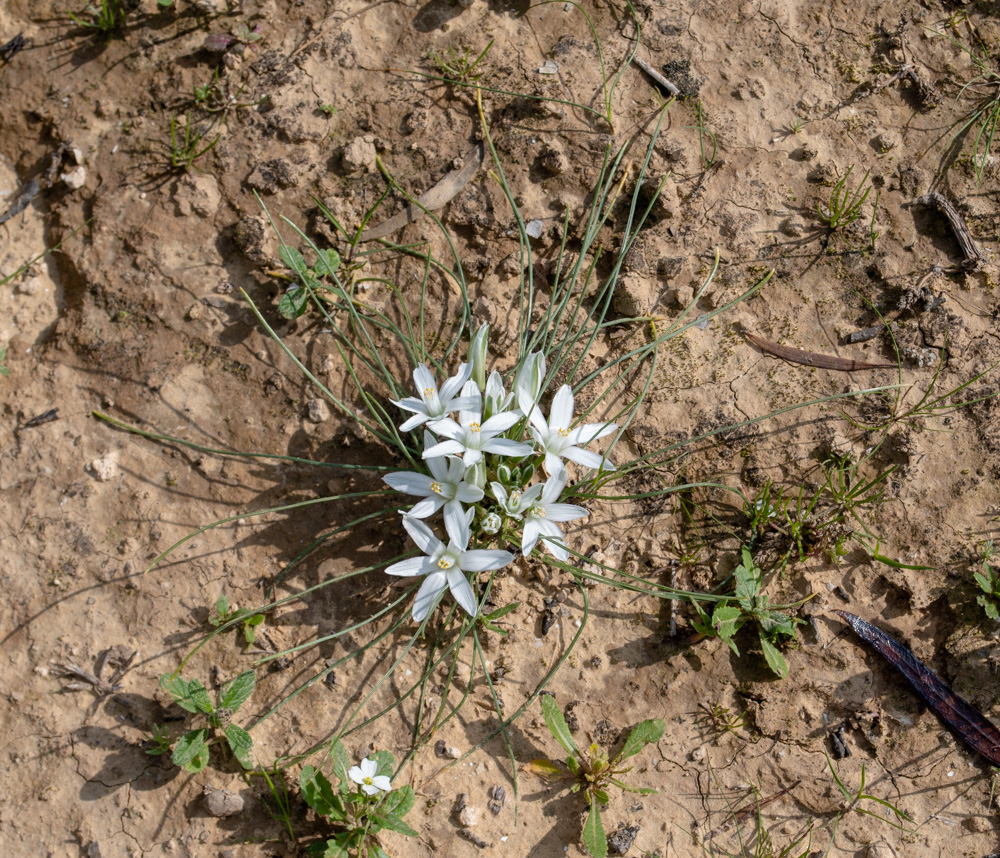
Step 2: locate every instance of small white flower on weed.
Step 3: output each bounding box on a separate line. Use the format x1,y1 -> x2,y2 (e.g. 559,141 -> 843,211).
392,363 -> 479,432
522,469 -> 588,561
424,382 -> 532,467
385,512 -> 513,621
491,480 -> 542,520
348,757 -> 392,796
520,384 -> 616,475
383,432 -> 484,533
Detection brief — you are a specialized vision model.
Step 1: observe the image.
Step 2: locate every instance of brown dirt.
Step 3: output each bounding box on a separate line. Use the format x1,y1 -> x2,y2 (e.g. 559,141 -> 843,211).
3,1 -> 1000,856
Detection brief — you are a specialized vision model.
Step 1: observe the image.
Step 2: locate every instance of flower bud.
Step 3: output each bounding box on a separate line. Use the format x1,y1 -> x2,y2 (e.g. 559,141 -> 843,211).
466,459 -> 486,491
496,463 -> 512,484
518,463 -> 535,486
481,511 -> 502,535
468,323 -> 489,392
514,351 -> 546,404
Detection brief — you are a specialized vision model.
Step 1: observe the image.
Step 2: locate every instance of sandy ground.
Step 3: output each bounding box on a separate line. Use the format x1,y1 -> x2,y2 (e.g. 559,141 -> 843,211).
3,1 -> 1000,856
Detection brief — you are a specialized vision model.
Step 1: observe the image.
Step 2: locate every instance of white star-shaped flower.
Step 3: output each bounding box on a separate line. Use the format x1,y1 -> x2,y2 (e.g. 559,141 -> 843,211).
383,433 -> 484,535
385,512 -> 513,621
521,469 -> 589,561
423,381 -> 533,467
348,757 -> 392,796
519,384 -> 617,475
391,363 -> 479,432
490,480 -> 542,520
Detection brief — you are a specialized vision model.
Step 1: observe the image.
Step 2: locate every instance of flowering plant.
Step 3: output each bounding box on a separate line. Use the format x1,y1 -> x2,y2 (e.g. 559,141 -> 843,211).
383,325 -> 617,622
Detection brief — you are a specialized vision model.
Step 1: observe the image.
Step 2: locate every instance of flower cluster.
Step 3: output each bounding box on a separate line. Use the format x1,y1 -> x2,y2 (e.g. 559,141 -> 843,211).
383,326 -> 617,622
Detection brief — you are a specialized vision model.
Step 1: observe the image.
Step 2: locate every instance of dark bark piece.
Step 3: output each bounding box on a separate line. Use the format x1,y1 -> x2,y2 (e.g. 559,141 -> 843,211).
834,611 -> 1000,766
745,332 -> 898,371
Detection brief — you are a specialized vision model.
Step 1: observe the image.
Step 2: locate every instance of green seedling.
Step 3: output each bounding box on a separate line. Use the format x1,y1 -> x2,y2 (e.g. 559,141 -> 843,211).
169,114 -> 220,173
209,594 -> 265,645
691,547 -> 799,678
300,741 -> 418,857
816,166 -> 876,230
696,702 -> 746,739
825,753 -> 912,831
974,541 -> 1000,621
427,38 -> 494,86
153,670 -> 256,772
477,601 -> 520,637
684,99 -> 718,169
528,696 -> 664,858
69,0 -> 127,37
0,347 -> 8,378
319,103 -> 338,116
257,766 -> 296,843
275,244 -> 342,319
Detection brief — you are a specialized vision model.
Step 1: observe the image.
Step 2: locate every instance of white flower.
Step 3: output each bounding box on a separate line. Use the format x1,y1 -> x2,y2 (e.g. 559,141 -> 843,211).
385,512 -> 513,621
392,363 -> 479,432
468,323 -> 489,391
483,370 -> 519,422
519,384 -> 617,475
521,469 -> 589,561
383,432 -> 484,533
423,381 -> 534,467
348,757 -> 392,796
514,350 -> 546,404
481,511 -> 502,534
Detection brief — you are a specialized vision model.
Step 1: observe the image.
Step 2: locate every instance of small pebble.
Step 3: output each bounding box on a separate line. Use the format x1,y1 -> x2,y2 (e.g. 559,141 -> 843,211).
203,786 -> 244,818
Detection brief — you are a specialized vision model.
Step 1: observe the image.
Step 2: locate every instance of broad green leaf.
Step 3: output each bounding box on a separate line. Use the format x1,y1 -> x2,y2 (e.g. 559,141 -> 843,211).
975,571 -> 994,594
329,739 -> 351,786
618,718 -> 665,760
711,604 -> 745,641
315,248 -> 341,277
220,670 -> 256,711
278,286 -> 308,320
582,796 -> 607,858
759,632 -> 789,678
371,750 -> 395,779
161,675 -> 214,715
540,695 -> 578,756
224,724 -> 255,769
381,784 -> 415,819
300,767 -> 346,821
734,547 -> 761,602
368,845 -> 392,858
172,729 -> 209,771
370,810 -> 419,837
279,245 -> 308,276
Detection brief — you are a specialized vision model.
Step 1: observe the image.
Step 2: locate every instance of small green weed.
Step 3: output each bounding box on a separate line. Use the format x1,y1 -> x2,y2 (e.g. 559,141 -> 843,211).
300,741 -> 418,857
974,540 -> 1000,621
209,594 -> 265,645
696,702 -> 746,738
69,0 -> 127,37
0,347 -> 8,378
529,696 -> 664,858
691,547 -> 800,678
276,244 -> 342,319
826,753 -> 912,831
152,670 -> 256,772
816,166 -> 877,230
168,114 -> 220,173
427,38 -> 494,86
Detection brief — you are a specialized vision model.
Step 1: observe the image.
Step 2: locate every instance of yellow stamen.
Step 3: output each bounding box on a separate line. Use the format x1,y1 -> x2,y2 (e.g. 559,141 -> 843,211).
558,428 -> 570,437
536,507 -> 547,517
437,556 -> 454,569
510,491 -> 521,506
470,421 -> 481,432
430,481 -> 442,494
423,386 -> 435,397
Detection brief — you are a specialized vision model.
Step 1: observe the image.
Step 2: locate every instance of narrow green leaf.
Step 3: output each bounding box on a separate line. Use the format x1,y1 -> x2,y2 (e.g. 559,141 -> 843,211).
582,797 -> 607,858
759,632 -> 789,678
541,695 -> 579,756
483,602 -> 520,621
224,724 -> 255,769
220,670 -> 256,711
618,718 -> 665,760
172,729 -> 209,770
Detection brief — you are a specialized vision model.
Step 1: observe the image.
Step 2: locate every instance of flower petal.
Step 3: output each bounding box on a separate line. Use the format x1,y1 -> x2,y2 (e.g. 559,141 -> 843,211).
549,385 -> 575,431
413,364 -> 436,397
401,516 -> 440,555
482,438 -> 534,457
543,502 -> 589,522
383,471 -> 435,496
385,556 -> 436,577
392,396 -> 429,415
348,765 -> 364,785
445,503 -> 470,550
440,362 -> 472,399
454,483 -> 484,503
372,775 -> 392,792
566,421 -> 617,446
522,517 -> 542,556
412,571 -> 448,621
408,496 -> 445,519
423,439 -> 465,459
360,758 -> 378,778
482,411 -> 519,434
459,548 -> 514,572
561,446 -> 613,470
447,569 -> 479,616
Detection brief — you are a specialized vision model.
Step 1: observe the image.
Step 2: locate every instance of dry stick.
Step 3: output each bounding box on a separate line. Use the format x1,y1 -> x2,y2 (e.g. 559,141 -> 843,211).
908,192 -> 986,270
631,55 -> 681,97
744,332 -> 898,371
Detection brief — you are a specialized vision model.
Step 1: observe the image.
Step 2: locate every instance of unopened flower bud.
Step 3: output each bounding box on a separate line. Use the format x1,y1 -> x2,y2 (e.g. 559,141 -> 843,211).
468,323 -> 489,392
496,463 -> 512,484
466,459 -> 486,491
514,351 -> 546,404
